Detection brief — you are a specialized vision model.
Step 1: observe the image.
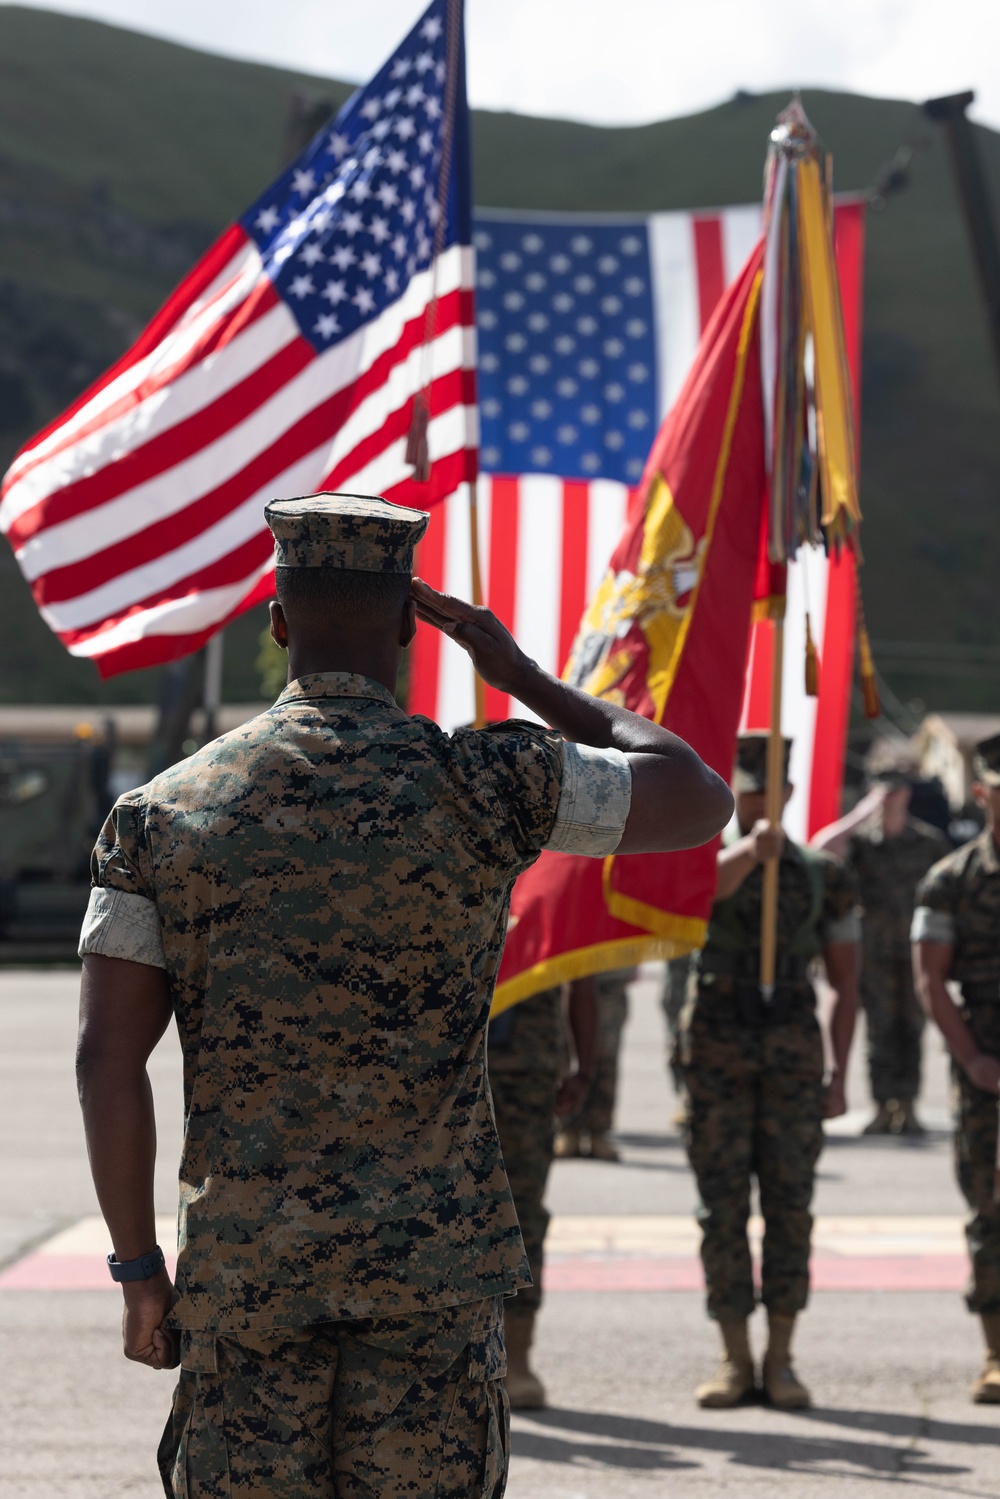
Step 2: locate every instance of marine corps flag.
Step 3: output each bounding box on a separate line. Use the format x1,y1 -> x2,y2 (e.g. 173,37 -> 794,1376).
493,244 -> 768,1011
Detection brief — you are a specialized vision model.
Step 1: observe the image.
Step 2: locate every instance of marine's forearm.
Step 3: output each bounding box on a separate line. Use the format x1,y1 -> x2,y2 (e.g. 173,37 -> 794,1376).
505,651 -> 691,759
77,1059 -> 160,1263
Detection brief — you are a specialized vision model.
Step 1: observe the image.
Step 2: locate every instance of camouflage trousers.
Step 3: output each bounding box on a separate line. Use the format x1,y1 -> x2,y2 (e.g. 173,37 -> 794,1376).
158,1296 -> 508,1498
954,998 -> 1000,1315
861,951 -> 924,1103
662,956 -> 694,1096
575,979 -> 628,1136
680,991 -> 825,1322
489,1068 -> 558,1318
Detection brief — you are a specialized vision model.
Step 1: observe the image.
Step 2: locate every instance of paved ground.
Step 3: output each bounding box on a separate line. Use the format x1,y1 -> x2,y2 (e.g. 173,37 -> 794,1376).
1,965 -> 997,1497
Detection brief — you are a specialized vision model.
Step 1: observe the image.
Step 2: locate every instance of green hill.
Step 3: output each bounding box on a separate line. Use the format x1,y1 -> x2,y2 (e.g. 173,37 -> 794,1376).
1,5 -> 998,713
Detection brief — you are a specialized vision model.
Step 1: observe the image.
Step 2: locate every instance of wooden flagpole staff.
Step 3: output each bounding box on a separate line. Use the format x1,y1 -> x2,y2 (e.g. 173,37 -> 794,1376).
468,482 -> 487,729
759,611 -> 785,996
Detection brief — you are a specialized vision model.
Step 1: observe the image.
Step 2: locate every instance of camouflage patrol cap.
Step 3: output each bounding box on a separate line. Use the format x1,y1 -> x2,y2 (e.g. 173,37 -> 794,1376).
865,738 -> 919,788
265,492 -> 429,573
733,732 -> 793,793
972,732 -> 1000,787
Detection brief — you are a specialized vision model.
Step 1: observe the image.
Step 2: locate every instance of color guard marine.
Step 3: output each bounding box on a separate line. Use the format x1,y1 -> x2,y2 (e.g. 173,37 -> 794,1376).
680,733 -> 861,1410
75,491 -> 732,1498
912,731 -> 1000,1405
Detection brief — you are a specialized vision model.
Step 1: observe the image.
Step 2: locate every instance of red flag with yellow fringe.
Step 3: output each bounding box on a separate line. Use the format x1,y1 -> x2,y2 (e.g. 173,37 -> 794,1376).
492,244 -> 767,1013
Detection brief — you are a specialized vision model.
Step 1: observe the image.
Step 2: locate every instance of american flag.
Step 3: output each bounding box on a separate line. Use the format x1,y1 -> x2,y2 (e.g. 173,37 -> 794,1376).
0,0 -> 475,678
410,199 -> 866,842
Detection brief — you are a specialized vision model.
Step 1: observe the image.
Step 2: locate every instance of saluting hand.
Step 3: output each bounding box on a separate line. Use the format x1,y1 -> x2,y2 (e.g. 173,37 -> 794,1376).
122,1272 -> 179,1370
411,578 -> 527,696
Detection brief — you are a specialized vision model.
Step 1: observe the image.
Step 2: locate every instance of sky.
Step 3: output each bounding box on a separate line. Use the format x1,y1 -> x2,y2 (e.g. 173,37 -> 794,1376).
8,0 -> 1000,131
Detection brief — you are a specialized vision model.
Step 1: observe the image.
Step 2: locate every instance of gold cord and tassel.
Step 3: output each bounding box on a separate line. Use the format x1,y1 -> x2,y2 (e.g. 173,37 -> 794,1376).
804,612 -> 820,697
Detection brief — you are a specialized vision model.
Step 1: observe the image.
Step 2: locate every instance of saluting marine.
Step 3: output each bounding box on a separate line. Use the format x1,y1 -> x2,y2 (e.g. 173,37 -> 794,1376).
681,733 -> 861,1410
813,745 -> 949,1134
75,491 -> 732,1498
912,731 -> 1000,1404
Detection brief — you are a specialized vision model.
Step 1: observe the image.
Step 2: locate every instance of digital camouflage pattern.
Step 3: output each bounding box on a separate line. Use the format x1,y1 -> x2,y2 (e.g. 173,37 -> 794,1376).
158,1295 -> 508,1498
915,831 -> 1000,987
90,673 -> 564,1332
662,954 -> 694,1097
681,995 -> 825,1320
953,1007 -> 1000,1314
681,842 -> 859,1321
574,969 -> 632,1137
848,818 -> 949,1103
488,988 -> 564,1318
264,493 -> 429,572
915,830 -> 1000,1312
698,842 -> 860,976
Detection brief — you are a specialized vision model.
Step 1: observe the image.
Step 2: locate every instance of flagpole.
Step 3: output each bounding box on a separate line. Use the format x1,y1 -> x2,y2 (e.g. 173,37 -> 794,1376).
468,479 -> 486,729
759,610 -> 785,997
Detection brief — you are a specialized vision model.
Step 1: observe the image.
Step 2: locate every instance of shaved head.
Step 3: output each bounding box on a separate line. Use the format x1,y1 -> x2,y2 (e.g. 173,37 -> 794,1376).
275,566 -> 410,635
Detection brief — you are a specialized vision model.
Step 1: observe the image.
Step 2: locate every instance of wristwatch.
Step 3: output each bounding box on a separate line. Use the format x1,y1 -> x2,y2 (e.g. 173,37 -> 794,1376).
106,1246 -> 166,1283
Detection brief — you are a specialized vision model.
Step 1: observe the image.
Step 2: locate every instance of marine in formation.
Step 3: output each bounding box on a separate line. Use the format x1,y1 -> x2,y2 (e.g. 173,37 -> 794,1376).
913,732 -> 1000,1404
680,733 -> 861,1410
813,745 -> 949,1134
74,491 -> 732,1499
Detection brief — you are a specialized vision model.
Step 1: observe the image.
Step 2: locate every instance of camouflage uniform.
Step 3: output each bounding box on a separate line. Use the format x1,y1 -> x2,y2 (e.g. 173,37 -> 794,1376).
78,495 -> 635,1498
487,989 -> 564,1319
662,954 -> 694,1099
847,819 -> 949,1105
570,969 -> 633,1137
159,1298 -> 507,1499
914,831 -> 1000,1313
680,843 -> 860,1322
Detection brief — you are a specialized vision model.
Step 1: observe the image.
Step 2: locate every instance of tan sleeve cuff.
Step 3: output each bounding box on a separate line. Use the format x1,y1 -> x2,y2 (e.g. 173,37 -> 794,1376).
911,905 -> 955,944
822,911 -> 862,945
543,742 -> 632,857
78,887 -> 166,969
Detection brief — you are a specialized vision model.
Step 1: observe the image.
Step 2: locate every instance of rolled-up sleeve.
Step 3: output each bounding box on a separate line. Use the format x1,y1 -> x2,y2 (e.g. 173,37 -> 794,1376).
80,790 -> 164,967
79,887 -> 166,968
822,910 -> 863,944
911,905 -> 955,944
543,742 -> 632,857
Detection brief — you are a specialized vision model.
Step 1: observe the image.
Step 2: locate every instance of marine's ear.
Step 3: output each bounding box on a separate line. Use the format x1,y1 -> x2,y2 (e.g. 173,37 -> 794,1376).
269,600 -> 289,650
399,594 -> 417,648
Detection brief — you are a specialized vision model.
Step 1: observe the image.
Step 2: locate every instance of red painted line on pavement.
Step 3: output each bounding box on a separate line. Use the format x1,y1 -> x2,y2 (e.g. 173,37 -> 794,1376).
543,1254 -> 968,1294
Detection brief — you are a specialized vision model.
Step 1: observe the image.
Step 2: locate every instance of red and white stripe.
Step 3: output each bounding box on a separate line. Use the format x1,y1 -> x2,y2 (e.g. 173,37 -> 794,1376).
0,227 -> 477,677
409,204 -> 764,726
740,550 -> 858,843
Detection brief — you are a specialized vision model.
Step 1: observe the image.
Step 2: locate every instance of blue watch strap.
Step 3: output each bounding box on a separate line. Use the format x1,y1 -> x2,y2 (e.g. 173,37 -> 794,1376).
107,1246 -> 166,1283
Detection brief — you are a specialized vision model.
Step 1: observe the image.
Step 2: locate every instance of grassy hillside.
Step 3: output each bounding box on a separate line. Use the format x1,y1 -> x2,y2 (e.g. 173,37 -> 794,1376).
0,5 -> 998,712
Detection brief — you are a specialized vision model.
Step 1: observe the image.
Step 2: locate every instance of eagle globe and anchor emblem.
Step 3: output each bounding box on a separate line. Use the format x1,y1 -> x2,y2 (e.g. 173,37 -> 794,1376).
564,475 -> 705,715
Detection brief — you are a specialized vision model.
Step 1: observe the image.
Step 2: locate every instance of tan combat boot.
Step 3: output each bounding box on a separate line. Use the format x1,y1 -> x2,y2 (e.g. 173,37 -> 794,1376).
892,1100 -> 925,1137
762,1312 -> 811,1409
863,1102 -> 895,1135
553,1127 -> 583,1159
587,1130 -> 621,1162
971,1313 -> 1000,1404
695,1319 -> 755,1408
503,1310 -> 546,1409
